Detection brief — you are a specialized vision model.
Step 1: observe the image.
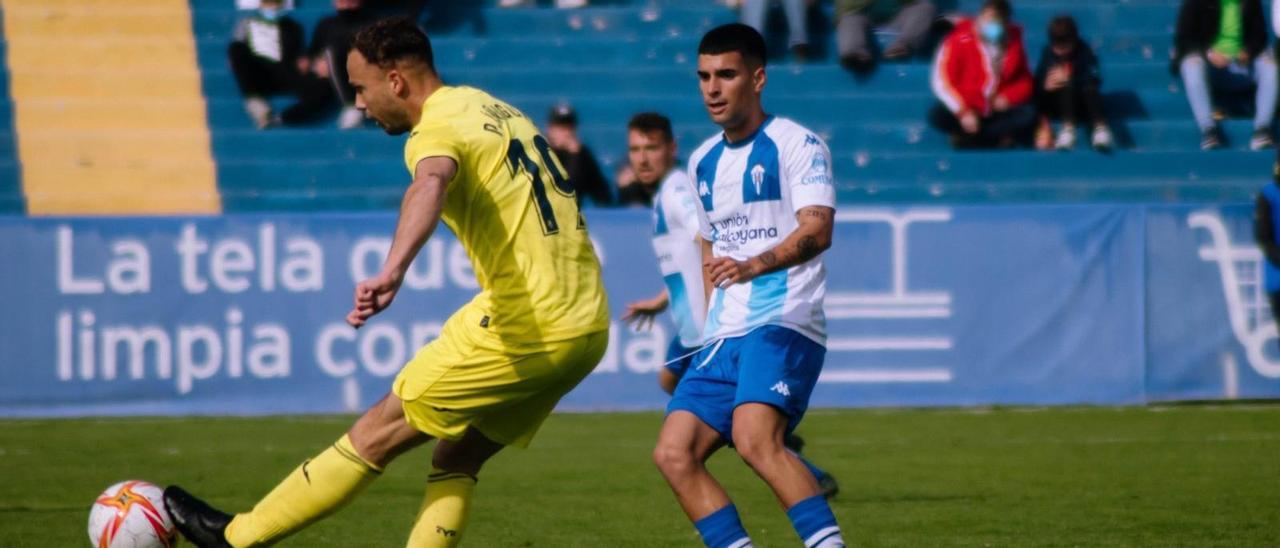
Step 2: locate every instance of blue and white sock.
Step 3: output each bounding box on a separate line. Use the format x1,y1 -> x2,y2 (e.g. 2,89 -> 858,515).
694,504 -> 753,548
786,494 -> 844,548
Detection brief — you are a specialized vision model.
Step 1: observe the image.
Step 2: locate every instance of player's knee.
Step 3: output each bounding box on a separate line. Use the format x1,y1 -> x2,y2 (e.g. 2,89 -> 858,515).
347,394 -> 421,467
431,449 -> 484,476
730,428 -> 783,469
347,427 -> 391,467
652,442 -> 697,477
432,442 -> 494,476
431,429 -> 504,476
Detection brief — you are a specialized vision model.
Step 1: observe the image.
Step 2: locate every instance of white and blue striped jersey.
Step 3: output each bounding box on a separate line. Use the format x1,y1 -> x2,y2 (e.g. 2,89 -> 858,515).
685,116 -> 835,346
650,168 -> 706,348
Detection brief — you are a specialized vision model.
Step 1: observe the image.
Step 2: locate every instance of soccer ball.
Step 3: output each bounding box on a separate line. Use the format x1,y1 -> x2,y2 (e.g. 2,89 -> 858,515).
87,480 -> 177,548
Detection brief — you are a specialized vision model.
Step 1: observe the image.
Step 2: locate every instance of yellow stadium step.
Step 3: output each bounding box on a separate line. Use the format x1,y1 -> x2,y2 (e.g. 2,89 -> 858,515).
6,39 -> 198,69
10,70 -> 206,99
2,0 -> 221,215
19,130 -> 213,167
14,99 -> 212,131
25,182 -> 219,217
7,0 -> 186,7
2,7 -> 194,39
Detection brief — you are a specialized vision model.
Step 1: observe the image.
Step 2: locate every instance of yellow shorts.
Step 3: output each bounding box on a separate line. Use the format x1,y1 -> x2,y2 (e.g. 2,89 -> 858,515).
392,318 -> 608,448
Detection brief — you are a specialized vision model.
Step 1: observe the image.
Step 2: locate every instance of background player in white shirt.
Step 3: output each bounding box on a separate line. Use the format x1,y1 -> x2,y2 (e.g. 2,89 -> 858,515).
620,112 -> 708,392
651,24 -> 844,548
620,111 -> 838,499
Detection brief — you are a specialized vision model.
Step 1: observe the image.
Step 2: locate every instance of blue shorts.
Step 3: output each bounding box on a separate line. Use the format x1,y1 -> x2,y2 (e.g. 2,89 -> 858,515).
664,338 -> 700,379
667,325 -> 825,440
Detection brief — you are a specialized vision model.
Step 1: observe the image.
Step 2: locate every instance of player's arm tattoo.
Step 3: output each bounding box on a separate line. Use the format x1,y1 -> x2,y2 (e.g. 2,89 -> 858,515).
747,206 -> 834,278
796,235 -> 822,262
759,250 -> 779,268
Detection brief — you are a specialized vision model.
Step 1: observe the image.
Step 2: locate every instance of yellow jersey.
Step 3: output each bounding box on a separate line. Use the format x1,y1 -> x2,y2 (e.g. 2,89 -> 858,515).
403,86 -> 610,346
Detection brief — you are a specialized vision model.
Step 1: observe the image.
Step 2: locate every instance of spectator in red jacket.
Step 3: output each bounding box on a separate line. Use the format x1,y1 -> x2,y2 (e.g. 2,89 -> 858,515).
928,0 -> 1036,148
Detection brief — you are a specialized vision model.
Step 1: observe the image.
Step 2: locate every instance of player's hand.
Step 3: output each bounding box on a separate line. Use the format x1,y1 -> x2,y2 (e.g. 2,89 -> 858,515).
992,95 -> 1010,112
616,166 -> 637,188
546,126 -> 581,154
1208,50 -> 1230,69
346,272 -> 402,328
706,257 -> 756,289
622,296 -> 668,331
1034,121 -> 1054,150
959,111 -> 980,134
313,57 -> 331,78
1045,66 -> 1068,91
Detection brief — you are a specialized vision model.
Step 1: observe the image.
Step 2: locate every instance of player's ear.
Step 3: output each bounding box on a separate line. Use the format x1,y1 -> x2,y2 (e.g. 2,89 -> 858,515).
387,69 -> 406,97
752,65 -> 766,94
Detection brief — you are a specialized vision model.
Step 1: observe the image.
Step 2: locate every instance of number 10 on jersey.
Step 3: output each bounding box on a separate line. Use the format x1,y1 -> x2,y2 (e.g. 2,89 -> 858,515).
506,135 -> 582,235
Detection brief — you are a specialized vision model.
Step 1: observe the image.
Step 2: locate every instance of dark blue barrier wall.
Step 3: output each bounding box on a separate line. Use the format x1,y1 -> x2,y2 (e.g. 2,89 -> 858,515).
1,204 -> 1276,417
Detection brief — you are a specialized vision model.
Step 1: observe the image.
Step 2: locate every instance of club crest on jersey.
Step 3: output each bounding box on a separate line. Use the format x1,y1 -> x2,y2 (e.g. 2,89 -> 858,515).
750,164 -> 766,195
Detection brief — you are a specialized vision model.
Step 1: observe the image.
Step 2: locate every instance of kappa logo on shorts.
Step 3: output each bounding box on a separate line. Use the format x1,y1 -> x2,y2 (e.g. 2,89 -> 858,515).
479,315 -> 490,328
436,526 -> 458,537
770,381 -> 791,397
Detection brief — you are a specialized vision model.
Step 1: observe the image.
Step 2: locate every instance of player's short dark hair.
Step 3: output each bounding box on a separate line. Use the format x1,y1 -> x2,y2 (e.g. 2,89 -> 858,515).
1047,15 -> 1078,46
982,0 -> 1012,21
698,23 -> 767,68
351,16 -> 435,72
628,112 -> 674,143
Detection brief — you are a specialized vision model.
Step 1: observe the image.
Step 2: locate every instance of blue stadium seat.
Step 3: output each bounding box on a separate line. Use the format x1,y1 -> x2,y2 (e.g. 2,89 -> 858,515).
0,8 -> 22,214
177,0 -> 1267,210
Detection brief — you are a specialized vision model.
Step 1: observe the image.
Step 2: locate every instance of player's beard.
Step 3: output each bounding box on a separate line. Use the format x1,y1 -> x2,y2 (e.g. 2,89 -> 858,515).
381,122 -> 410,136
376,112 -> 413,136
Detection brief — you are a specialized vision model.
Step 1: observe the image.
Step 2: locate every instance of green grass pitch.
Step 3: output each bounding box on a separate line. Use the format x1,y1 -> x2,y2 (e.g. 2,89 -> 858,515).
2,405 -> 1278,547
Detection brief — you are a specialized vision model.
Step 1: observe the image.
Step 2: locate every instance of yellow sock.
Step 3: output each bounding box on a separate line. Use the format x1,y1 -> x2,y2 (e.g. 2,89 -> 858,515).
406,470 -> 478,548
224,434 -> 381,547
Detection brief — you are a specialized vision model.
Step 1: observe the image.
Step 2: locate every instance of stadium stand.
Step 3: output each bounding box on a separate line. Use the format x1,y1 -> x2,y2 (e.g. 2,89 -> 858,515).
1,0 -> 220,215
0,0 -> 1274,212
0,8 -> 19,214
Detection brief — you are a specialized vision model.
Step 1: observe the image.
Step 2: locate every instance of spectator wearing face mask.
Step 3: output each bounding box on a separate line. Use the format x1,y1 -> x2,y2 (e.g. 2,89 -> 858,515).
928,0 -> 1036,148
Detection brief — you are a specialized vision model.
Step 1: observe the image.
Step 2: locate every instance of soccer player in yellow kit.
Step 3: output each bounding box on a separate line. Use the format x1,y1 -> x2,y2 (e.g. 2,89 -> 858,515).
163,17 -> 610,548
